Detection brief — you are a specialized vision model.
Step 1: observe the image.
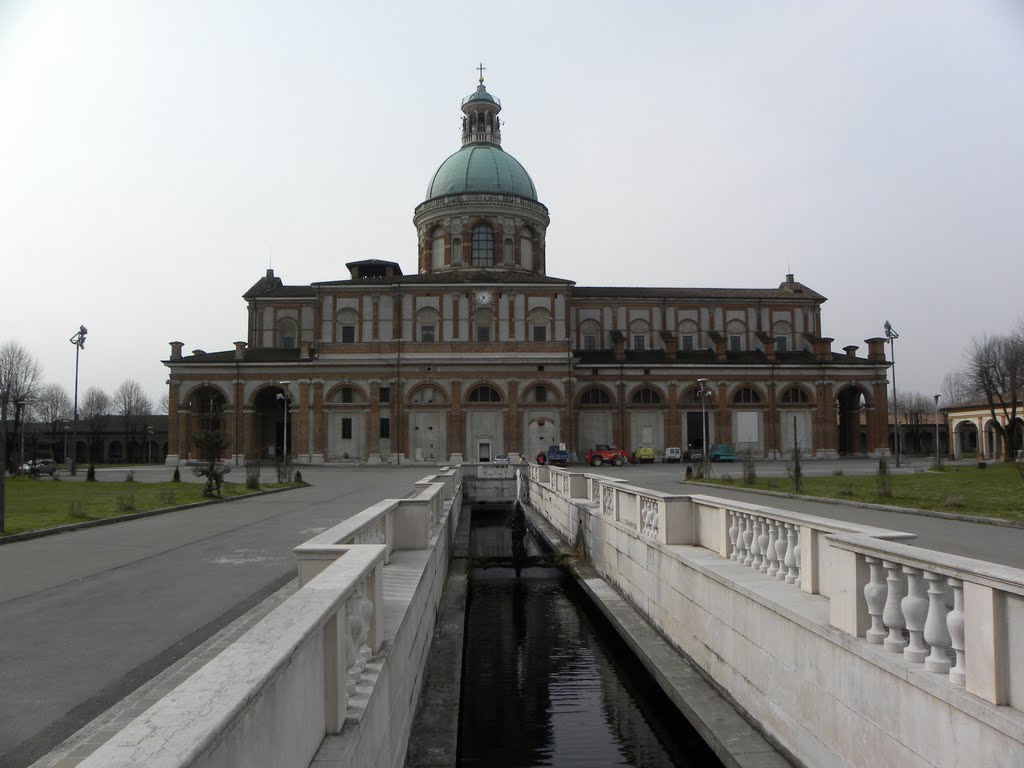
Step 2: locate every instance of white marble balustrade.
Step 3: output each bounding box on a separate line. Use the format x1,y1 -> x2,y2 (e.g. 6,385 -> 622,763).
829,533 -> 1024,706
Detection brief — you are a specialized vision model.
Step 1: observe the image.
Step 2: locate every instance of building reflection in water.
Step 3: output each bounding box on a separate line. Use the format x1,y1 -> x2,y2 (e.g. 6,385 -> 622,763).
458,510 -> 721,767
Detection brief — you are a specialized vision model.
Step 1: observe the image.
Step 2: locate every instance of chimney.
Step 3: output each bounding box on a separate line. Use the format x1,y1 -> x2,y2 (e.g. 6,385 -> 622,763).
843,345 -> 859,359
865,337 -> 887,363
234,341 -> 247,359
813,337 -> 834,362
660,330 -> 678,356
169,341 -> 184,360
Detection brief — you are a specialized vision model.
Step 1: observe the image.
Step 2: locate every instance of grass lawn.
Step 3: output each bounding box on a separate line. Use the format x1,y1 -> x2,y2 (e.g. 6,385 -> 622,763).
1,476 -> 297,536
707,462 -> 1024,521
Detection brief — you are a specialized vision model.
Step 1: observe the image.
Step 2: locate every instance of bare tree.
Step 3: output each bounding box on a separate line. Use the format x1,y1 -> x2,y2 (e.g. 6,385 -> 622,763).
941,371 -> 975,407
156,391 -> 169,415
896,392 -> 935,454
0,341 -> 44,471
37,383 -> 73,424
81,387 -> 111,464
962,333 -> 1024,459
113,379 -> 153,463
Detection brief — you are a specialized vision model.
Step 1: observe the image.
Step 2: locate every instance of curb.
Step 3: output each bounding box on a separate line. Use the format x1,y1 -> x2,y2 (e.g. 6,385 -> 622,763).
684,481 -> 1024,529
0,484 -> 306,545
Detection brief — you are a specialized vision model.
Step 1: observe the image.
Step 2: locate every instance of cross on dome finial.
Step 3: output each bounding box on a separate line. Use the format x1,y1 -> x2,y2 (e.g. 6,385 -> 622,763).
477,62 -> 486,84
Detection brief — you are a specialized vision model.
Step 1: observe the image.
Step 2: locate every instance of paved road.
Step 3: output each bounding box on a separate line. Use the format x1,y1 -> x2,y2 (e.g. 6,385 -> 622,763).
0,465 -> 431,768
585,463 -> 1024,568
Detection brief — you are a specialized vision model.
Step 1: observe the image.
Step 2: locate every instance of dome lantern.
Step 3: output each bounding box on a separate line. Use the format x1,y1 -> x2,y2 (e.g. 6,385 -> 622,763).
461,64 -> 502,147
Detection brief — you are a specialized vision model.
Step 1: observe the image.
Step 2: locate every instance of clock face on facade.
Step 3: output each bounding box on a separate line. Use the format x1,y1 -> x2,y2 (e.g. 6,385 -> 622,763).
475,290 -> 493,306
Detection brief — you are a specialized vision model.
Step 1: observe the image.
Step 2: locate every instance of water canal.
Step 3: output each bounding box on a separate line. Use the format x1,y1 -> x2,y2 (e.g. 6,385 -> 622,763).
457,508 -> 722,767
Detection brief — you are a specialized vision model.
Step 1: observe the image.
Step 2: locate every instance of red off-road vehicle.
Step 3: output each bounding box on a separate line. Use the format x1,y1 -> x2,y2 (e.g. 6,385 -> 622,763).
584,444 -> 629,467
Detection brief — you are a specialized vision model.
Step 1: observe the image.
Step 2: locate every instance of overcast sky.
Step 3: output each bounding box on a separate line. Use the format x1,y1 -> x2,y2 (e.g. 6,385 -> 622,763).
2,0 -> 1022,410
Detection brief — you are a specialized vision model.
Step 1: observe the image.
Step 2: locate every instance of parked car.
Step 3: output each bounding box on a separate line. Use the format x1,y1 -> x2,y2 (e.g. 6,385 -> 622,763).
23,459 -> 58,476
709,443 -> 737,462
633,446 -> 655,463
545,444 -> 570,467
492,454 -> 510,465
663,447 -> 682,463
584,444 -> 629,467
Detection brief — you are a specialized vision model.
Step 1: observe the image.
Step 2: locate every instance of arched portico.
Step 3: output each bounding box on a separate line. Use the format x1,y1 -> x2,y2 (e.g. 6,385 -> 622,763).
835,385 -> 870,456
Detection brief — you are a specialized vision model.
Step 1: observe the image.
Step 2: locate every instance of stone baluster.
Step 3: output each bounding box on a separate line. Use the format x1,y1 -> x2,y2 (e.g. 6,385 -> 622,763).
923,571 -> 952,674
728,511 -> 741,560
882,560 -> 908,653
774,525 -> 789,581
742,516 -> 755,567
784,525 -> 799,584
765,521 -> 779,577
947,577 -> 966,686
863,556 -> 888,644
749,517 -> 763,570
901,567 -> 930,663
757,519 -> 771,573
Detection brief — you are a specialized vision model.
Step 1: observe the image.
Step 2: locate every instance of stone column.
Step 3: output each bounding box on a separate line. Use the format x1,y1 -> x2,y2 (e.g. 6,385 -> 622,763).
716,381 -> 729,444
449,379 -> 464,458
368,381 -> 381,460
666,382 -> 680,448
166,381 -> 181,464
311,379 -> 325,463
507,379 -> 520,452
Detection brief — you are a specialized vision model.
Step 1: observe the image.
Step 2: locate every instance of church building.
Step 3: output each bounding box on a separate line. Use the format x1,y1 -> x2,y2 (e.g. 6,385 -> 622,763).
163,76 -> 892,465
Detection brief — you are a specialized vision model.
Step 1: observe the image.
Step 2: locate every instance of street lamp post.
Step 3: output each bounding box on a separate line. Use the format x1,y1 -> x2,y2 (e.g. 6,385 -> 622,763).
63,422 -> 70,466
276,382 -> 291,460
883,321 -> 900,468
697,378 -> 710,476
933,394 -> 942,469
69,325 -> 87,476
18,400 -> 27,470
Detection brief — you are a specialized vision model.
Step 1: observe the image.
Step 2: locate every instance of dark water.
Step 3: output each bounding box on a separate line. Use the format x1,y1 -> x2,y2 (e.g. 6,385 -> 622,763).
458,512 -> 722,767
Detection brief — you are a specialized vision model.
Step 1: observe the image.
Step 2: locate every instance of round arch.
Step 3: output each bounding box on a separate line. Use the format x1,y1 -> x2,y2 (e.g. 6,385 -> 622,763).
406,382 -> 449,406
324,382 -> 370,404
465,382 -> 505,405
834,384 -> 871,456
576,385 -> 615,408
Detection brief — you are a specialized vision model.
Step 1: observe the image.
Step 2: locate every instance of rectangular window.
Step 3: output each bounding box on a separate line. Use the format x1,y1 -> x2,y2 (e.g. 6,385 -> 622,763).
341,326 -> 355,343
533,325 -> 547,342
730,335 -> 742,352
584,334 -> 597,351
477,325 -> 490,342
379,387 -> 390,404
421,324 -> 435,342
633,335 -> 645,351
342,387 -> 353,403
379,418 -> 390,439
535,387 -> 547,403
341,418 -> 352,440
681,335 -> 694,352
776,336 -> 788,353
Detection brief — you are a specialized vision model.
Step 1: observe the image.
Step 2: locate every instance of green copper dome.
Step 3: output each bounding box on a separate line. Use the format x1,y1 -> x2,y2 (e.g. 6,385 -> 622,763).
426,144 -> 538,201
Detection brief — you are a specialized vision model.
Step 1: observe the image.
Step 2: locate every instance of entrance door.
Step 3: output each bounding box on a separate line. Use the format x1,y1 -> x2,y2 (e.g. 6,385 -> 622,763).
478,441 -> 491,463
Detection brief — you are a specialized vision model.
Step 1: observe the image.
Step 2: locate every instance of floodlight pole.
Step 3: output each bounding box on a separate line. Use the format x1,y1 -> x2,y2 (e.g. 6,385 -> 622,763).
884,321 -> 900,468
698,378 -> 709,476
69,325 -> 88,476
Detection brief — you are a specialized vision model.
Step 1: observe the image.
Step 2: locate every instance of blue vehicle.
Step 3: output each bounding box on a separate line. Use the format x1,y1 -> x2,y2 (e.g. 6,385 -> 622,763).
709,443 -> 737,462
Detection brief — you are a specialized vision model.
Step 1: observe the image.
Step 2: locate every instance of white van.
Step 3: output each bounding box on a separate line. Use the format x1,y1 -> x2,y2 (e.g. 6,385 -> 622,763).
663,447 -> 682,463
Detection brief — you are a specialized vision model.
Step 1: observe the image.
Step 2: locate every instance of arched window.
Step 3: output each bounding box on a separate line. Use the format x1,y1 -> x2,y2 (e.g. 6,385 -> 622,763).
328,384 -> 366,404
410,384 -> 446,405
417,307 -> 439,343
727,320 -> 746,352
580,319 -> 600,351
678,319 -> 698,352
630,319 -> 650,351
632,387 -> 662,405
336,308 -> 358,343
529,307 -> 550,343
684,387 -> 714,405
468,384 -> 501,403
471,225 -> 494,267
773,321 -> 792,353
430,227 -> 445,271
732,387 -> 762,404
277,318 -> 297,349
521,227 -> 534,270
780,386 -> 810,404
579,387 -> 612,406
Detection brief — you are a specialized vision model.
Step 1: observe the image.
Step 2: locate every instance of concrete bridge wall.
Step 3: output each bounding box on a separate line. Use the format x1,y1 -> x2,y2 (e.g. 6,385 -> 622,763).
526,465 -> 1024,767
78,468 -> 463,768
